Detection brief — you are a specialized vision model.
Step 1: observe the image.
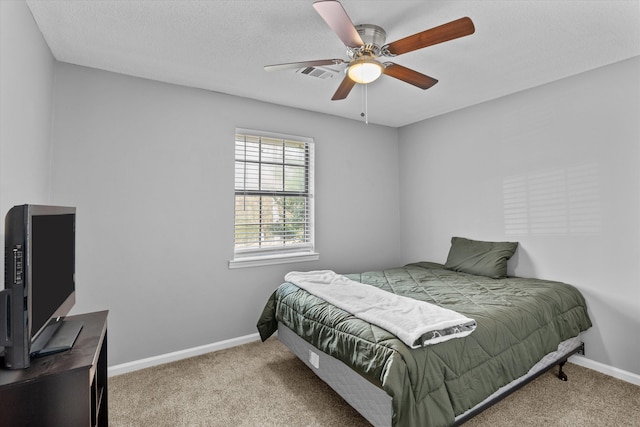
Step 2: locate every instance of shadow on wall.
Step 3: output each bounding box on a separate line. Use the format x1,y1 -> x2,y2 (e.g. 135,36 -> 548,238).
503,163 -> 602,237
507,248 -> 522,277
573,286 -> 640,373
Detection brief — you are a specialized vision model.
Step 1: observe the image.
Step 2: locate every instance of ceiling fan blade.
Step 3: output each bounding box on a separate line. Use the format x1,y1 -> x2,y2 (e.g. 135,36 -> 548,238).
331,74 -> 356,100
382,63 -> 438,90
313,1 -> 364,48
383,17 -> 475,56
264,59 -> 345,72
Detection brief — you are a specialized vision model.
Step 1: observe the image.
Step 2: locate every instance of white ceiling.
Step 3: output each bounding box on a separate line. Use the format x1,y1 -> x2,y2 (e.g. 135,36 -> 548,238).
25,0 -> 640,128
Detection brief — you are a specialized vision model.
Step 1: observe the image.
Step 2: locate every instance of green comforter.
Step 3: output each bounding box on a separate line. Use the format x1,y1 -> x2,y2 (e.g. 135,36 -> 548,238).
257,262 -> 592,427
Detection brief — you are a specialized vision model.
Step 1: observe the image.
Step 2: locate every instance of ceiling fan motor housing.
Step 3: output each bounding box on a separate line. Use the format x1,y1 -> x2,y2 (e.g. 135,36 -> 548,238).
351,24 -> 387,58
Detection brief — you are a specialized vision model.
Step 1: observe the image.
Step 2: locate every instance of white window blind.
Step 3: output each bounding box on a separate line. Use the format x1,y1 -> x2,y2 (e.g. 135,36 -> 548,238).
232,129 -> 316,266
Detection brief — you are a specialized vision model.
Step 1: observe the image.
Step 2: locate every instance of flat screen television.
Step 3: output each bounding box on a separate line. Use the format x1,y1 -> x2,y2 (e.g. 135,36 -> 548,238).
1,204 -> 82,369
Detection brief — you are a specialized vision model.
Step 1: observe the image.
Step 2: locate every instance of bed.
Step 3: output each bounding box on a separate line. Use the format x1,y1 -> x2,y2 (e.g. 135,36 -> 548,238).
257,238 -> 592,427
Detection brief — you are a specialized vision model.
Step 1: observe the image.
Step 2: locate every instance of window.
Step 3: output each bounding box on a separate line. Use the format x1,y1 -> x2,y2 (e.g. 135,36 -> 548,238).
229,128 -> 317,268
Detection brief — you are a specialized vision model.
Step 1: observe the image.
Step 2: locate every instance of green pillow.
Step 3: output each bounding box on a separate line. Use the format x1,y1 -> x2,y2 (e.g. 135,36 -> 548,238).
444,237 -> 518,279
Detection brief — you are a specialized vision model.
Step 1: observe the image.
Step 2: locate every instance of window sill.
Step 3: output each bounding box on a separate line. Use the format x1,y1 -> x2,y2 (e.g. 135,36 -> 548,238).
228,252 -> 320,269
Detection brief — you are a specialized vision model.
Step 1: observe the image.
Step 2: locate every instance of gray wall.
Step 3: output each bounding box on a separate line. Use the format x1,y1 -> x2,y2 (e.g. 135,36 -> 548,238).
0,0 -> 54,220
398,56 -> 640,375
49,63 -> 401,365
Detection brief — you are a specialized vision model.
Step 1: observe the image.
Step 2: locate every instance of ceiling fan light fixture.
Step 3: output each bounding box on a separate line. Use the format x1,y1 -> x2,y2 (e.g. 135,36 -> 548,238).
348,59 -> 382,84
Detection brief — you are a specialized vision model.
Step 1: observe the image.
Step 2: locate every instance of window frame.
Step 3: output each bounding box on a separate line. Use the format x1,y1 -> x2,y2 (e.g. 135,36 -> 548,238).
229,128 -> 318,269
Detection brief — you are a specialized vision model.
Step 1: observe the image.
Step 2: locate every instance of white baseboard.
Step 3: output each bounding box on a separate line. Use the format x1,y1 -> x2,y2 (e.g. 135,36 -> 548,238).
569,354 -> 640,386
107,332 -> 261,377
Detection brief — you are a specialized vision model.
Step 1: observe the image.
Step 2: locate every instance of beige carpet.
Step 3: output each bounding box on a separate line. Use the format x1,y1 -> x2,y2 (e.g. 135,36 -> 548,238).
109,337 -> 640,426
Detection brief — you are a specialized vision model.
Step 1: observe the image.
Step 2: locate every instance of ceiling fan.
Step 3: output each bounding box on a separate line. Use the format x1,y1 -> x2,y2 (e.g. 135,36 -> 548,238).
264,0 -> 475,101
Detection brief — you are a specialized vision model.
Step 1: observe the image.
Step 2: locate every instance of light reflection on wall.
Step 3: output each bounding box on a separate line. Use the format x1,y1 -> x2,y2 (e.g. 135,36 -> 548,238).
503,164 -> 602,236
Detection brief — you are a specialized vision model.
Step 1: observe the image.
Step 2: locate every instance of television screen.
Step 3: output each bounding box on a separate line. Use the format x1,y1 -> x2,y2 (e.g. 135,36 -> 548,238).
30,213 -> 76,341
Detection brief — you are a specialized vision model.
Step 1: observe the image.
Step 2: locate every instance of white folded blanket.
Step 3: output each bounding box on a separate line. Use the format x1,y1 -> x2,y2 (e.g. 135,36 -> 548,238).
284,270 -> 476,348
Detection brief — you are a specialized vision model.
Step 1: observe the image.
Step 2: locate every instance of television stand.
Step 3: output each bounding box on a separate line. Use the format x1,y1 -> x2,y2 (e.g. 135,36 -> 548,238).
30,318 -> 84,357
0,310 -> 108,427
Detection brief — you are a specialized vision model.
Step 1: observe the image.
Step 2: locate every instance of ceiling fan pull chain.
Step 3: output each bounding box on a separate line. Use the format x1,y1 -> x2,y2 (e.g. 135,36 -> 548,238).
365,84 -> 369,125
361,84 -> 368,125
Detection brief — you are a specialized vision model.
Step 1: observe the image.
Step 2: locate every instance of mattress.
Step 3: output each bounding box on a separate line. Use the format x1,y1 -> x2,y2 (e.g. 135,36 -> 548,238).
258,262 -> 592,427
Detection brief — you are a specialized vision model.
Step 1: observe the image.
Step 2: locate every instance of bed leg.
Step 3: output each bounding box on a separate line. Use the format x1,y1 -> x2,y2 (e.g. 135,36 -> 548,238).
557,361 -> 568,381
